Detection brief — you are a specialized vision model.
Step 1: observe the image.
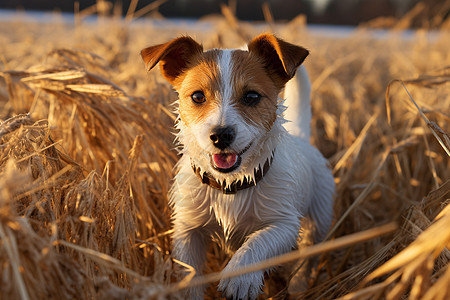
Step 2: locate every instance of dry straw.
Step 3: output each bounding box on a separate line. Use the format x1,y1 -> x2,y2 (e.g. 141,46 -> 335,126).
0,3 -> 449,299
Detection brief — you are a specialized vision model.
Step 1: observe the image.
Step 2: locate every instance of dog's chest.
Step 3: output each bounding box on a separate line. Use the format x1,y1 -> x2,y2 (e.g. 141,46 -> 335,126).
208,189 -> 260,251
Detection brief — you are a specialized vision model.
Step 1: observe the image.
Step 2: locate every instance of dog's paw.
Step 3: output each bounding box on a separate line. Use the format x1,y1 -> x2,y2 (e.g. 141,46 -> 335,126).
218,268 -> 264,300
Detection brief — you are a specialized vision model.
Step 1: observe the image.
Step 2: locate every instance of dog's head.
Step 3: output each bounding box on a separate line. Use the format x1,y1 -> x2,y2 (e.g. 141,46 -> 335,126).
141,34 -> 308,182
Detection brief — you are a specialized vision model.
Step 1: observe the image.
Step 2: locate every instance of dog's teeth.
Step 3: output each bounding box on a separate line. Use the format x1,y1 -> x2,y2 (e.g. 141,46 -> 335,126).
213,153 -> 238,169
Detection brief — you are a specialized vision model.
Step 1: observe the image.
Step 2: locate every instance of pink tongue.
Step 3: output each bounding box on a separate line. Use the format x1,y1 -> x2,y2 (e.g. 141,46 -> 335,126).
213,153 -> 237,169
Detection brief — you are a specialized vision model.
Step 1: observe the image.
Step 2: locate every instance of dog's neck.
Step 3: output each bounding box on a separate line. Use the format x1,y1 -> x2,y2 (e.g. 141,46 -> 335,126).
191,153 -> 274,194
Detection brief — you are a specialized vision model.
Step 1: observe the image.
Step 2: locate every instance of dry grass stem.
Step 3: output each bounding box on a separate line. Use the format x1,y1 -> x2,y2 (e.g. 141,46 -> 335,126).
174,222 -> 397,293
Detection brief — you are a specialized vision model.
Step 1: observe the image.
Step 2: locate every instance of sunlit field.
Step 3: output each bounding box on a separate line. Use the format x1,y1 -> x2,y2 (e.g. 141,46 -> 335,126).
0,4 -> 449,299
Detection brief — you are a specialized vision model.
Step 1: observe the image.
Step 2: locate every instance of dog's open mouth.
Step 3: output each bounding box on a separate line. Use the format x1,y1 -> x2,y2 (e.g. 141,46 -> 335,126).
212,153 -> 240,172
210,143 -> 252,173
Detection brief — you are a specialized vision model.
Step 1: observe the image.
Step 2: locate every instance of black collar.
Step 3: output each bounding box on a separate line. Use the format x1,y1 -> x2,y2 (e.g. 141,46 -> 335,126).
191,153 -> 274,194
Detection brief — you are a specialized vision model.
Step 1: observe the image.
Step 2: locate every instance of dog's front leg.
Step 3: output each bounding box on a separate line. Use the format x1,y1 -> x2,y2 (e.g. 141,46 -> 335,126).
172,225 -> 209,299
218,220 -> 299,300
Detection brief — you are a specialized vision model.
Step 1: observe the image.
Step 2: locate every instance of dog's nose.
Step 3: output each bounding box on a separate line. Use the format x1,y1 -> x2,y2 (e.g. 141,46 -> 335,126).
210,126 -> 235,150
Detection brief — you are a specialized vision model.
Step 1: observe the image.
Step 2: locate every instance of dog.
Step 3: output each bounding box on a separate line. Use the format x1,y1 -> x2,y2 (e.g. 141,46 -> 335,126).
141,33 -> 335,300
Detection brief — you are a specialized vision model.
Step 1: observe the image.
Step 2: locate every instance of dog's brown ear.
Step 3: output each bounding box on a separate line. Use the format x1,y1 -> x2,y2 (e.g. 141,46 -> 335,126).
141,36 -> 203,84
247,33 -> 309,87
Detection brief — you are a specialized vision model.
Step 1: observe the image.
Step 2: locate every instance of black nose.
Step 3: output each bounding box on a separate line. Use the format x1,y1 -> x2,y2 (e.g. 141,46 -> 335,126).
210,126 -> 235,150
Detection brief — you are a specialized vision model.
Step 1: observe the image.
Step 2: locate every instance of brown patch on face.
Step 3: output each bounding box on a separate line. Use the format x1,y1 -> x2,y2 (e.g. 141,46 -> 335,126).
174,50 -> 222,127
228,50 -> 280,131
173,49 -> 281,132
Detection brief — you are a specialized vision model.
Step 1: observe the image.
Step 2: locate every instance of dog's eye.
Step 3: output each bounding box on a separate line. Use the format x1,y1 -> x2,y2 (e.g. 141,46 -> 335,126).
242,91 -> 261,106
191,91 -> 206,104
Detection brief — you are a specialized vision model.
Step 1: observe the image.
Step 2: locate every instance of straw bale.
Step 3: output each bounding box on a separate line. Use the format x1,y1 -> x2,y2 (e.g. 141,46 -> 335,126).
0,48 -> 178,298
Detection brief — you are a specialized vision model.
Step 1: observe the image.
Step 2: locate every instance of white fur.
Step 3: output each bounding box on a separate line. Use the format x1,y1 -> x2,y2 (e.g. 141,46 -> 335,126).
283,65 -> 312,140
169,50 -> 334,300
218,49 -> 234,105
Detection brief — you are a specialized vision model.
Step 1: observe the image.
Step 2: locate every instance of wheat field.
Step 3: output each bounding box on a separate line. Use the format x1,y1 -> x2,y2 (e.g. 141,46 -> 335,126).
0,4 -> 449,300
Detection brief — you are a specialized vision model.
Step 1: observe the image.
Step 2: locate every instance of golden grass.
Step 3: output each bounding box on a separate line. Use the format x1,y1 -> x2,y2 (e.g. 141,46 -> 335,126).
0,7 -> 449,299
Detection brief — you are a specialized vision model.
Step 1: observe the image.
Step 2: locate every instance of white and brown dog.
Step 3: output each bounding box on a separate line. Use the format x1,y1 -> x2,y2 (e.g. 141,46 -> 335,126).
141,33 -> 335,299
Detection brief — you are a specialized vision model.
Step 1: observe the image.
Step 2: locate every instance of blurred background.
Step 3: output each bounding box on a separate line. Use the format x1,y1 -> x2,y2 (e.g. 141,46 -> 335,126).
0,0 -> 449,28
